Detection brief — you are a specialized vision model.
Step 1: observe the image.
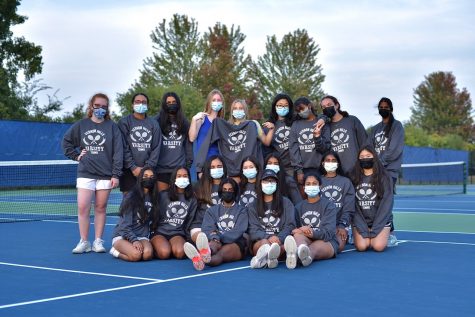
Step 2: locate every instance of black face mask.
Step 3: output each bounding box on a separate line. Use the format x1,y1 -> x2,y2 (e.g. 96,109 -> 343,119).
221,191 -> 235,203
379,108 -> 391,119
167,104 -> 178,114
141,178 -> 155,189
359,158 -> 374,169
323,106 -> 336,118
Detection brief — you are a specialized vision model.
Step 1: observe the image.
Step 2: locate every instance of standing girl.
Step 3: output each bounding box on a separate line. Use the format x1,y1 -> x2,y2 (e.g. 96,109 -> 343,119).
62,93 -> 123,254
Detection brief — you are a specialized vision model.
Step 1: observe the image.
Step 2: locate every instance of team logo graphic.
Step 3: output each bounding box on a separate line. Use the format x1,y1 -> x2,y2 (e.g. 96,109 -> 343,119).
83,129 -> 106,154
227,130 -> 247,152
130,126 -> 152,151
323,189 -> 342,203
331,128 -> 350,152
163,125 -> 183,149
164,201 -> 188,226
217,214 -> 235,232
261,209 -> 280,234
374,131 -> 387,154
301,211 -> 321,228
356,183 -> 377,209
274,126 -> 290,150
239,190 -> 256,206
298,128 -> 315,152
211,192 -> 220,205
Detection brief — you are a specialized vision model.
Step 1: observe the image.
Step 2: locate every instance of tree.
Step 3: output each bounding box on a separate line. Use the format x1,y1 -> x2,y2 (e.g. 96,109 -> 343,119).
250,29 -> 325,115
410,71 -> 473,140
0,0 -> 43,119
61,103 -> 86,123
195,23 -> 253,115
139,14 -> 201,88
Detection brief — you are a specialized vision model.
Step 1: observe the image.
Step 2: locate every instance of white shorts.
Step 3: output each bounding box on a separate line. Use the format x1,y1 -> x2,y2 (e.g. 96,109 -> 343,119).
112,236 -> 149,246
77,178 -> 112,190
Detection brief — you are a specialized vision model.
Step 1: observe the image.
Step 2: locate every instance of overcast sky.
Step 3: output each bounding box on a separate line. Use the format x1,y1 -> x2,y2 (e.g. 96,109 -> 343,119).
13,0 -> 475,128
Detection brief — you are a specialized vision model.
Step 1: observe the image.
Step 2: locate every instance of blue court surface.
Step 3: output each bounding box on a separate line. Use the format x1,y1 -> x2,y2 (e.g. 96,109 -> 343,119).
1,189 -> 475,317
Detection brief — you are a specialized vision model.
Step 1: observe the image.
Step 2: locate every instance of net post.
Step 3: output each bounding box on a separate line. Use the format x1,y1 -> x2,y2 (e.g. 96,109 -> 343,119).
463,162 -> 467,194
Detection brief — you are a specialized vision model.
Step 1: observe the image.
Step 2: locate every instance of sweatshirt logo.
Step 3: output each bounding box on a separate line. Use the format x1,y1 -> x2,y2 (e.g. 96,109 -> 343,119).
274,126 -> 290,150
298,128 -> 315,152
227,130 -> 247,152
356,183 -> 377,210
130,126 -> 152,152
239,190 -> 257,206
261,209 -> 281,234
218,214 -> 235,232
211,192 -> 220,205
163,128 -> 183,149
331,128 -> 350,153
164,201 -> 188,226
321,185 -> 343,208
83,129 -> 106,154
374,130 -> 388,154
301,210 -> 321,228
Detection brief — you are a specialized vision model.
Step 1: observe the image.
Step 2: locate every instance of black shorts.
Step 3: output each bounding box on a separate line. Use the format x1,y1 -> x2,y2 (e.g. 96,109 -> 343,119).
157,172 -> 172,184
150,232 -> 186,242
119,169 -> 137,192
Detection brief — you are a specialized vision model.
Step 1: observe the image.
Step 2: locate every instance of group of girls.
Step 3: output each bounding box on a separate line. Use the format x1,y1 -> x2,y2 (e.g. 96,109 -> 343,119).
62,89 -> 404,271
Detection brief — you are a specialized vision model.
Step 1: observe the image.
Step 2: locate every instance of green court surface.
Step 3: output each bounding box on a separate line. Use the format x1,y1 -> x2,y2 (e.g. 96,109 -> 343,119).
394,212 -> 475,233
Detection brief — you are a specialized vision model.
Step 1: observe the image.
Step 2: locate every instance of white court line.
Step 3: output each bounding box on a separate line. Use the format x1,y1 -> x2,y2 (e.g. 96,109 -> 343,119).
394,209 -> 475,214
397,229 -> 475,235
42,219 -> 116,226
403,240 -> 475,246
0,262 -> 160,282
0,264 -> 251,310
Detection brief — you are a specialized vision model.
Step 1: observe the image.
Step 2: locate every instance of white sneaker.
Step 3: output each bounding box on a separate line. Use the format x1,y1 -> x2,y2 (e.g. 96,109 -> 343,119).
72,239 -> 91,254
109,247 -> 120,258
267,243 -> 281,269
184,242 -> 205,271
196,232 -> 211,264
284,236 -> 297,269
250,244 -> 270,269
387,234 -> 399,247
297,244 -> 313,267
92,238 -> 106,253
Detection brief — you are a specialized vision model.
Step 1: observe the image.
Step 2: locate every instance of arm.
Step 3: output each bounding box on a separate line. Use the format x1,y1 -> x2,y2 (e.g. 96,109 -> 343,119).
312,201 -> 337,241
354,116 -> 369,150
277,199 -> 296,242
184,198 -> 198,240
188,112 -> 206,142
247,204 -> 266,242
338,179 -> 355,229
379,121 -> 404,166
369,175 -> 394,237
184,121 -> 194,169
62,122 -> 81,161
260,121 -> 275,147
111,123 -> 124,179
118,117 -> 136,171
143,121 -> 162,170
314,119 -> 331,153
201,206 -> 220,241
289,123 -> 304,175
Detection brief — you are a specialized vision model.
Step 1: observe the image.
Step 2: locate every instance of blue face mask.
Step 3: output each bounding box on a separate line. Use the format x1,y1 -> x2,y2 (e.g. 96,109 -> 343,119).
304,185 -> 320,198
265,164 -> 280,174
262,182 -> 277,195
276,107 -> 289,117
233,109 -> 245,120
175,177 -> 190,189
210,167 -> 224,179
243,168 -> 257,179
211,101 -> 223,112
133,104 -> 148,114
93,108 -> 107,119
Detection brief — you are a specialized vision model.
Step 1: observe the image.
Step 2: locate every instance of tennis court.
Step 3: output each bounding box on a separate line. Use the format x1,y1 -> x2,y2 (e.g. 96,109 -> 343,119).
1,186 -> 474,316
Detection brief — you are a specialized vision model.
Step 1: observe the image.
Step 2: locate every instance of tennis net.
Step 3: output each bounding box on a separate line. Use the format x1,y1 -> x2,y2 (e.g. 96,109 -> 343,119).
397,161 -> 467,196
0,160 -> 121,223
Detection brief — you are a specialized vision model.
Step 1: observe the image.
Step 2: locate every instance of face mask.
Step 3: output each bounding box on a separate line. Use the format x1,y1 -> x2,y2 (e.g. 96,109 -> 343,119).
211,101 -> 223,112
379,108 -> 391,119
298,107 -> 310,119
175,177 -> 190,189
304,185 -> 320,198
323,106 -> 336,118
276,107 -> 289,117
233,109 -> 245,120
167,104 -> 178,114
93,108 -> 107,119
243,168 -> 257,179
323,162 -> 338,173
134,104 -> 148,114
141,178 -> 155,189
262,182 -> 277,195
210,167 -> 224,179
221,191 -> 235,203
266,164 -> 280,174
359,158 -> 374,169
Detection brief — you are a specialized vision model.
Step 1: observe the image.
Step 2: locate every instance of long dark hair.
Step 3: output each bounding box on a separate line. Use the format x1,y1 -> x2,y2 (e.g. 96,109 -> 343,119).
319,150 -> 345,176
194,155 -> 227,205
349,145 -> 388,199
378,97 -> 395,138
118,168 -> 158,224
168,166 -> 194,201
218,177 -> 240,203
255,175 -> 283,219
159,92 -> 188,136
239,156 -> 262,193
321,95 -> 349,117
268,93 -> 294,126
294,97 -> 317,120
264,152 -> 290,198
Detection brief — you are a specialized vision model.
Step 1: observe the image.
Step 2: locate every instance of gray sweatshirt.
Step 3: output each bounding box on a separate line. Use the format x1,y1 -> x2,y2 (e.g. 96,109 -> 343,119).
329,116 -> 367,176
202,203 -> 249,244
62,118 -> 123,179
289,118 -> 331,173
112,194 -> 152,242
353,174 -> 393,238
320,175 -> 355,229
195,118 -> 263,176
295,198 -> 339,252
247,196 -> 296,242
270,120 -> 292,169
369,120 -> 404,179
239,182 -> 257,207
118,114 -> 162,170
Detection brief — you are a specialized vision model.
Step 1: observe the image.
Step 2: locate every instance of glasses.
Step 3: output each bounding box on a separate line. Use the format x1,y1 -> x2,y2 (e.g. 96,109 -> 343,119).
261,179 -> 277,185
134,100 -> 147,105
93,104 -> 108,110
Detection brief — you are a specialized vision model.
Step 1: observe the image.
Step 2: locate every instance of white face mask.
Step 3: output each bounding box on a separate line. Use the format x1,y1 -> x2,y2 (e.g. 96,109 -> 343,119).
175,177 -> 190,189
304,185 -> 320,198
211,101 -> 223,112
133,103 -> 148,114
323,162 -> 338,172
233,109 -> 245,120
265,164 -> 280,174
210,167 -> 224,179
243,168 -> 257,179
262,182 -> 277,195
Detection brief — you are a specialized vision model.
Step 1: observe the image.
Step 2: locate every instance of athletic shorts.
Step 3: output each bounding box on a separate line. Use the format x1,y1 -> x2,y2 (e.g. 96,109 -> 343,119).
150,232 -> 186,241
112,236 -> 149,246
77,178 -> 112,190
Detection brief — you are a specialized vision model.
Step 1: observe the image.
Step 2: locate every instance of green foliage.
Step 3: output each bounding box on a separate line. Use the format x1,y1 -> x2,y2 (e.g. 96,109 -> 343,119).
249,29 -> 325,115
404,123 -> 474,151
60,103 -> 86,123
411,71 -> 473,140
